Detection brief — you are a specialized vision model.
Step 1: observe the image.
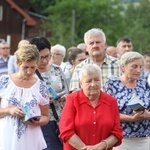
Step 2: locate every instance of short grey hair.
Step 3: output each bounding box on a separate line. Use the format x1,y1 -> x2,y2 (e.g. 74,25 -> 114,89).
51,44 -> 66,57
120,51 -> 144,67
84,28 -> 106,44
79,64 -> 101,81
0,41 -> 10,48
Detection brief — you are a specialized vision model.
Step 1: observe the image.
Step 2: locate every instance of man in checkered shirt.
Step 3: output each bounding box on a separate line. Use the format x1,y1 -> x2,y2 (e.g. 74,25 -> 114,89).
69,28 -> 121,92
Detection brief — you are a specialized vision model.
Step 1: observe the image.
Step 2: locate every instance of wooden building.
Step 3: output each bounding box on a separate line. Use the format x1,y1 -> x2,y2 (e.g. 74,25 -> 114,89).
0,0 -> 49,54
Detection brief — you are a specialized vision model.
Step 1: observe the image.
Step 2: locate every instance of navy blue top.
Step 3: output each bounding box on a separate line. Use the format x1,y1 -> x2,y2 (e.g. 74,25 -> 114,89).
105,77 -> 150,138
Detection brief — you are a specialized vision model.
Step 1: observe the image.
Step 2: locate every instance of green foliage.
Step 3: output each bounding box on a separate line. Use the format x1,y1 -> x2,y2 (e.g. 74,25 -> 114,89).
29,0 -> 56,15
30,0 -> 149,54
44,0 -> 125,48
123,0 -> 150,54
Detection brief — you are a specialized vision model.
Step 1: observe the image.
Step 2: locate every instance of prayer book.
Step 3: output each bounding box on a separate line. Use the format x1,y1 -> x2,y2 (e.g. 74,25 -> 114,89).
127,94 -> 146,111
22,105 -> 41,121
48,87 -> 66,100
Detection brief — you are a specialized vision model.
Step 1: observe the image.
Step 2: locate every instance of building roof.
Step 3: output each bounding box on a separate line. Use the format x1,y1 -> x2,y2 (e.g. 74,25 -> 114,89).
6,0 -> 36,26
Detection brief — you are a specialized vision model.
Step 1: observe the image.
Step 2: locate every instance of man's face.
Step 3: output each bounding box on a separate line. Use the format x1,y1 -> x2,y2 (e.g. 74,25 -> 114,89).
0,43 -> 10,57
144,56 -> 150,69
106,46 -> 118,58
117,41 -> 133,57
86,35 -> 107,58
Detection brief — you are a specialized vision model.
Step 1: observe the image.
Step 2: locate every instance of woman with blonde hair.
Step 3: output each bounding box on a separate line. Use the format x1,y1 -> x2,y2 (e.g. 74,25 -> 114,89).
0,43 -> 49,150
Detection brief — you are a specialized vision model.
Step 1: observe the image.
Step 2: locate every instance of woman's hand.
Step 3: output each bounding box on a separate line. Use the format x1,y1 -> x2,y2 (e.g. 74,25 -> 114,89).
132,110 -> 146,121
81,144 -> 104,150
57,94 -> 67,102
141,109 -> 150,119
9,106 -> 25,118
81,145 -> 97,150
23,117 -> 41,126
51,94 -> 68,102
24,104 -> 49,126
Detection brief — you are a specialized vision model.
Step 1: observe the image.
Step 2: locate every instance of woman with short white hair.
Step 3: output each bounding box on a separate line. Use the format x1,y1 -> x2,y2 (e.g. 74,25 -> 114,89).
105,51 -> 150,150
50,44 -> 70,80
59,64 -> 123,150
50,44 -> 66,66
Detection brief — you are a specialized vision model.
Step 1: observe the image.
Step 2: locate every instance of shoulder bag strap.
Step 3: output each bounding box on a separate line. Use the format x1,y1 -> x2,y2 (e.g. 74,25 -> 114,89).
35,69 -> 59,121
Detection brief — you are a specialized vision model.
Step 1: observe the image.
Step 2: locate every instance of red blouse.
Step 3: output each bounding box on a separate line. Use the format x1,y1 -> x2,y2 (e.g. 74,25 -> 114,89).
59,90 -> 123,150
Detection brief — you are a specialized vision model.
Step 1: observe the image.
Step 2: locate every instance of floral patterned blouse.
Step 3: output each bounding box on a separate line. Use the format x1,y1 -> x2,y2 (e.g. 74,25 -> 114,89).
104,77 -> 150,138
41,63 -> 68,121
0,75 -> 49,150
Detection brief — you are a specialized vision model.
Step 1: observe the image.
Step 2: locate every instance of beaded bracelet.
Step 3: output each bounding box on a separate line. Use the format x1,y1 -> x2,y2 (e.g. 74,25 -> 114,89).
101,140 -> 108,150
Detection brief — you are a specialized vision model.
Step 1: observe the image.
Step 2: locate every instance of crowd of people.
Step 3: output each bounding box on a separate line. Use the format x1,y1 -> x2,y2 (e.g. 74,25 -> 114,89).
0,28 -> 150,150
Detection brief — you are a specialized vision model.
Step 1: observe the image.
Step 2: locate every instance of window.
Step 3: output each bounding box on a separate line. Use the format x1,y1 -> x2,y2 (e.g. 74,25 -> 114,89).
0,6 -> 3,21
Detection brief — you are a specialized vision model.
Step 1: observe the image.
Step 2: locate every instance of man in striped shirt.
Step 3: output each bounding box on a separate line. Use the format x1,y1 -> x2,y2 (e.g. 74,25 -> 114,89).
0,41 -> 11,76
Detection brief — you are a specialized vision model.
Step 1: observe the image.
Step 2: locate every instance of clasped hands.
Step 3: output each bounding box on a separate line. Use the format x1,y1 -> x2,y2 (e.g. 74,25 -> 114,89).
81,142 -> 107,150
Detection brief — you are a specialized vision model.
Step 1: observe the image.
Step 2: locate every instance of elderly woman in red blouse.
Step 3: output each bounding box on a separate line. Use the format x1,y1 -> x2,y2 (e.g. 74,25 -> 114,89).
59,64 -> 123,150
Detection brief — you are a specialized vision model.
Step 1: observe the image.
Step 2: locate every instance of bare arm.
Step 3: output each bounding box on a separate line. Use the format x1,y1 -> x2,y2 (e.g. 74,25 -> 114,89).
120,111 -> 146,123
39,104 -> 49,126
0,106 -> 25,118
103,134 -> 118,148
67,134 -> 86,149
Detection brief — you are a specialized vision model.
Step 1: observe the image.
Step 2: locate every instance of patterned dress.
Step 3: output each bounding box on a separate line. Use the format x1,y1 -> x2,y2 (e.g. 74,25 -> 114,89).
0,75 -> 49,150
41,63 -> 68,120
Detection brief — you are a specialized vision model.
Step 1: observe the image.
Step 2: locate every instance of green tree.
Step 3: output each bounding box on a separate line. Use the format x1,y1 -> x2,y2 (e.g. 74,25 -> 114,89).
29,0 -> 56,16
44,0 -> 125,48
123,0 -> 150,54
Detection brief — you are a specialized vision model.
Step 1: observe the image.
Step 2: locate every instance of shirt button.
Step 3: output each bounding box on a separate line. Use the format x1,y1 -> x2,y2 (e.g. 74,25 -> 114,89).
93,134 -> 95,136
93,111 -> 96,114
93,122 -> 96,124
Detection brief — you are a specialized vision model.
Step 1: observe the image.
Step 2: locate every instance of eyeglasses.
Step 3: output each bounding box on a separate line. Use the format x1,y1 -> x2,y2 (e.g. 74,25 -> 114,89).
51,53 -> 62,56
40,54 -> 50,61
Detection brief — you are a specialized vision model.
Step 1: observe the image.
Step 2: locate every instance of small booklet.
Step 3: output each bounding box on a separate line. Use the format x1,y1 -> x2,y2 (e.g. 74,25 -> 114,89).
48,87 -> 66,100
22,105 -> 41,121
127,94 -> 146,111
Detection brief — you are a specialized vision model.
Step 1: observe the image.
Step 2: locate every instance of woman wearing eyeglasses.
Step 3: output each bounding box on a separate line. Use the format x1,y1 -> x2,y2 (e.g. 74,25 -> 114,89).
30,37 -> 68,150
50,44 -> 72,84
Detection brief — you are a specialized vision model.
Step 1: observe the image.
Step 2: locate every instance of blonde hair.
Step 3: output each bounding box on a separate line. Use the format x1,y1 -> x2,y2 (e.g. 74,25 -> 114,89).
15,43 -> 40,63
17,40 -> 29,49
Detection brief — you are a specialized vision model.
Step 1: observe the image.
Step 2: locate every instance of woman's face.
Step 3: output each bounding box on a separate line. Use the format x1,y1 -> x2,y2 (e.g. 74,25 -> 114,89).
38,48 -> 50,69
122,58 -> 143,80
72,53 -> 87,67
18,60 -> 38,79
80,72 -> 101,99
50,49 -> 64,66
